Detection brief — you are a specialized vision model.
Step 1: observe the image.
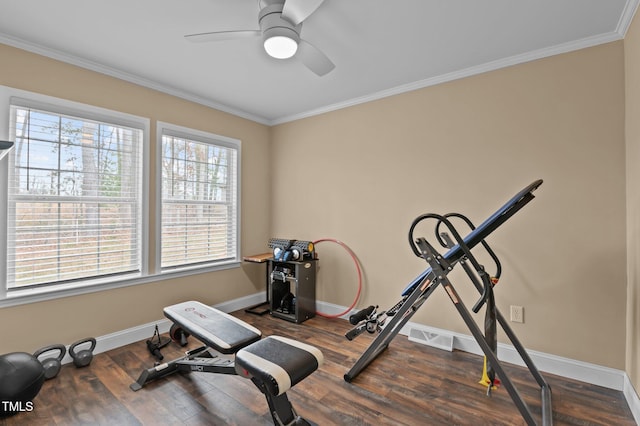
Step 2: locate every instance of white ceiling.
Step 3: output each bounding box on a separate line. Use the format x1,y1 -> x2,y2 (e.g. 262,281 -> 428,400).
0,0 -> 637,125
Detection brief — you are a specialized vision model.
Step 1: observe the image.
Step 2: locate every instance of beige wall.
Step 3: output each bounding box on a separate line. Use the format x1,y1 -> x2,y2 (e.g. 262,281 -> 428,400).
0,33 -> 633,374
0,43 -> 271,353
626,10 -> 640,390
271,42 -> 627,369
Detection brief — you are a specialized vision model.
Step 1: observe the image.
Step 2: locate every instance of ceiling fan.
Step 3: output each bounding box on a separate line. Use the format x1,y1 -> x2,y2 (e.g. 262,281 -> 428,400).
185,0 -> 335,76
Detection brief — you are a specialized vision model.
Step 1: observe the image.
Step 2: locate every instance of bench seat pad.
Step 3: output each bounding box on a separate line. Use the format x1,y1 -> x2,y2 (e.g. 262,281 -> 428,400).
235,336 -> 323,396
164,301 -> 261,354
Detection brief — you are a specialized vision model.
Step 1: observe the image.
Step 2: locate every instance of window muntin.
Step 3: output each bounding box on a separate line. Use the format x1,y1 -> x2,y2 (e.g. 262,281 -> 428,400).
160,126 -> 240,270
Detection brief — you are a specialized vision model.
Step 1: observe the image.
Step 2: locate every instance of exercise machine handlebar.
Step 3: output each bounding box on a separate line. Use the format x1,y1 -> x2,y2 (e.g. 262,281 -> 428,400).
408,211 -> 504,313
435,212 -> 502,281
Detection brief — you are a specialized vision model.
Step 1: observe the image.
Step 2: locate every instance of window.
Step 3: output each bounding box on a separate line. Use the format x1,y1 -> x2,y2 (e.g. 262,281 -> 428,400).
5,97 -> 146,293
0,87 -> 242,306
158,123 -> 240,271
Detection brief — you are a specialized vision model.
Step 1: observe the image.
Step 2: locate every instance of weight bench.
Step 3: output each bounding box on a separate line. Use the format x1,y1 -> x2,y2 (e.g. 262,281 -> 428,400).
130,301 -> 323,426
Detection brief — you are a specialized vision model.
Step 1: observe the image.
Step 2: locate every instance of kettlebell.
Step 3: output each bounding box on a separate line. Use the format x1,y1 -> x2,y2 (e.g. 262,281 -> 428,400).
69,337 -> 96,368
33,344 -> 66,380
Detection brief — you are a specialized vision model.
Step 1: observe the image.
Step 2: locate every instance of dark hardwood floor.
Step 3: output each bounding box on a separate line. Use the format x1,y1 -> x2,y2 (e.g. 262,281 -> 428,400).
2,308 -> 635,425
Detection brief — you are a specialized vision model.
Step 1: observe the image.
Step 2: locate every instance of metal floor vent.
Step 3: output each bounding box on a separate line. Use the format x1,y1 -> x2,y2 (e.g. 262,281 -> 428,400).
408,328 -> 454,352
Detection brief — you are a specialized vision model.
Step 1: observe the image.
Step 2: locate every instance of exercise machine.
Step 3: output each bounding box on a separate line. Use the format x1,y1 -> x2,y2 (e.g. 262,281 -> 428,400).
344,180 -> 553,426
130,301 -> 323,425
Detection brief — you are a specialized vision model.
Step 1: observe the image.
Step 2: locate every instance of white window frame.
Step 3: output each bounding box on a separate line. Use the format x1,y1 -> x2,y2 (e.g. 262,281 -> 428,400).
0,86 -> 150,305
155,121 -> 241,274
0,88 -> 243,308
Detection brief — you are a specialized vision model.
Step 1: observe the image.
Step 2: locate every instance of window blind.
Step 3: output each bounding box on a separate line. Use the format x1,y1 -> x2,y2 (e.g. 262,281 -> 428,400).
160,133 -> 239,269
7,105 -> 143,289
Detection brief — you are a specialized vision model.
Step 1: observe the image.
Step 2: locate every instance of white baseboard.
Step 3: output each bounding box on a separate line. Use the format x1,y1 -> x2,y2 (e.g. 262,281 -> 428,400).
624,374 -> 640,424
68,294 -> 639,419
400,321 -> 626,391
315,300 -> 360,317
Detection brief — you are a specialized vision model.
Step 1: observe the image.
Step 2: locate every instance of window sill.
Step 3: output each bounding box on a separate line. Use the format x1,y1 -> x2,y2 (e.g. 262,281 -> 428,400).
0,261 -> 240,309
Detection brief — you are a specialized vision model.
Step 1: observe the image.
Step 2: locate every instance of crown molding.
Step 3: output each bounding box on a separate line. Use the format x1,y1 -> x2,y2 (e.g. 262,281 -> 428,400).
617,0 -> 640,36
0,34 -> 271,126
271,31 -> 624,125
1,14 -> 633,129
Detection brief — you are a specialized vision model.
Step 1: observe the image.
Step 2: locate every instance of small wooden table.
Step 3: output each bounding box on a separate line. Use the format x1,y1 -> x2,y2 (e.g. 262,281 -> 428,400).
243,252 -> 273,315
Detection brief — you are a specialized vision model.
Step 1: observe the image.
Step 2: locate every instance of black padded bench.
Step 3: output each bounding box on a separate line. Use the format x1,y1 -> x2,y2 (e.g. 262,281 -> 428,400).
131,301 -> 323,425
164,301 -> 262,353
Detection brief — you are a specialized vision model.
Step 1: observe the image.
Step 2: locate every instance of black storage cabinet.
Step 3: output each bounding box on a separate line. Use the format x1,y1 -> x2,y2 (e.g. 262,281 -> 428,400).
268,259 -> 317,323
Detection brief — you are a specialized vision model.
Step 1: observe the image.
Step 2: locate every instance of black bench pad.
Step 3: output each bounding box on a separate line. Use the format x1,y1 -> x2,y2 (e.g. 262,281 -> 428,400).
235,336 -> 324,396
164,301 -> 261,354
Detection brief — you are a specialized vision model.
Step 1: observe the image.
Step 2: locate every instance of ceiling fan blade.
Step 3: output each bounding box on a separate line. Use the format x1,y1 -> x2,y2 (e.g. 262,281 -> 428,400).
296,39 -> 335,76
281,0 -> 326,25
185,30 -> 260,43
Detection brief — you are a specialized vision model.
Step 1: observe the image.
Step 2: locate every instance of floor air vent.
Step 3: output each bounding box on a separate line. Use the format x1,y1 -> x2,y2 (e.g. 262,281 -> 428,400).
408,328 -> 454,352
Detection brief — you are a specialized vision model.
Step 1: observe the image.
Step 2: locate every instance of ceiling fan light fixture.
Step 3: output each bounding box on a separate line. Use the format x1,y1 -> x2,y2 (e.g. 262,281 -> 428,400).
264,35 -> 298,59
263,27 -> 299,59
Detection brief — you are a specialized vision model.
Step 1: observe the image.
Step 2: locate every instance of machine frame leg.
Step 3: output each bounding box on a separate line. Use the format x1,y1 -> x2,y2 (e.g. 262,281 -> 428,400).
440,277 -> 538,425
251,378 -> 313,426
130,346 -> 236,391
344,274 -> 439,382
459,259 -> 552,425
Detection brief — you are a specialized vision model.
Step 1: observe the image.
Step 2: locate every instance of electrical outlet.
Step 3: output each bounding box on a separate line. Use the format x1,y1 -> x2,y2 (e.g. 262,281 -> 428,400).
510,305 -> 524,323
